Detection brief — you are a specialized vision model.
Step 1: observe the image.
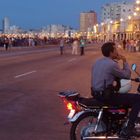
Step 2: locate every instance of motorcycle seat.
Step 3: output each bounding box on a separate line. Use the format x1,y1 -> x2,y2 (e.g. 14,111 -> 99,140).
78,97 -> 125,109
58,91 -> 126,110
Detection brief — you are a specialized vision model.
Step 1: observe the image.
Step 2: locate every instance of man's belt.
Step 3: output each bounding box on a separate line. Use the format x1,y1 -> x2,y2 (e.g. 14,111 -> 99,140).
94,91 -> 104,96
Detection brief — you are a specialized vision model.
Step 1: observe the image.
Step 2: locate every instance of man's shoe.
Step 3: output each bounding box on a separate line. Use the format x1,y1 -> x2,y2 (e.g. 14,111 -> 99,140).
131,128 -> 137,136
119,127 -> 132,139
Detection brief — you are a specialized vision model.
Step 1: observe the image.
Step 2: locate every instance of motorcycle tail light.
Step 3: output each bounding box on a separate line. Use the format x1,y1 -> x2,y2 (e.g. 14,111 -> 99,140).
67,102 -> 73,110
118,109 -> 126,114
61,98 -> 81,112
63,99 -> 77,111
66,101 -> 78,111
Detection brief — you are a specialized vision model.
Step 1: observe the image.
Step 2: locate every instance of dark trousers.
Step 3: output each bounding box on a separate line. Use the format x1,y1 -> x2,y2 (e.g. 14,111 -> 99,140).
80,47 -> 84,55
60,46 -> 64,55
96,93 -> 140,128
5,43 -> 9,51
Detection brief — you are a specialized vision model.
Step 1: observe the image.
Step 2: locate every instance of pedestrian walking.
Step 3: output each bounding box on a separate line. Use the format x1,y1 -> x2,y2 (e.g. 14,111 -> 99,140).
59,38 -> 65,55
122,39 -> 126,50
4,37 -> 9,51
136,39 -> 140,52
80,38 -> 86,55
130,39 -> 136,52
72,38 -> 79,55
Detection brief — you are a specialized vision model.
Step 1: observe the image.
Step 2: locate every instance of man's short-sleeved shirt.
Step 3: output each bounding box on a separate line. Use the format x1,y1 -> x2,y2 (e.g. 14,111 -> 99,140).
91,57 -> 131,91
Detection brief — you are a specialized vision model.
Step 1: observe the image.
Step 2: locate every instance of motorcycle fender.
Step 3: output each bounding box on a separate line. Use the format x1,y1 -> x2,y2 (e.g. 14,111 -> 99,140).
69,110 -> 92,122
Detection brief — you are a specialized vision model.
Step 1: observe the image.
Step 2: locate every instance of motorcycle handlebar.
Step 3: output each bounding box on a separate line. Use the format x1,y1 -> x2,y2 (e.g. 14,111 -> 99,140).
131,77 -> 140,82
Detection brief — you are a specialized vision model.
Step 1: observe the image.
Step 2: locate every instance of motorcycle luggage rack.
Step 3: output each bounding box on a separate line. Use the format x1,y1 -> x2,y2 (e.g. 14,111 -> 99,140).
58,91 -> 80,101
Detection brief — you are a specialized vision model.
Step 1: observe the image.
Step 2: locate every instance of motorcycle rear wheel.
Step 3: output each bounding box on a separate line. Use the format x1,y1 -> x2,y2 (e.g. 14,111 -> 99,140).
70,112 -> 106,140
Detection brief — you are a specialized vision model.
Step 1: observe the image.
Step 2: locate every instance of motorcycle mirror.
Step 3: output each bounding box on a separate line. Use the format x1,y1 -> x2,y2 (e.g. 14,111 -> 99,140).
131,64 -> 140,76
131,64 -> 137,71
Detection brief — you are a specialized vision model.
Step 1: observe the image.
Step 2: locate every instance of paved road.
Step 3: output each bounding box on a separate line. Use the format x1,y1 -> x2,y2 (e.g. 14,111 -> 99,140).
0,44 -> 140,140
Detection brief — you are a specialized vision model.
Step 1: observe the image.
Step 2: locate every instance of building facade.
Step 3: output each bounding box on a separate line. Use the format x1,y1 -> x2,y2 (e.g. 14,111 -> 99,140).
101,2 -> 134,22
3,17 -> 10,34
80,11 -> 97,33
99,1 -> 140,41
42,24 -> 75,38
133,0 -> 140,39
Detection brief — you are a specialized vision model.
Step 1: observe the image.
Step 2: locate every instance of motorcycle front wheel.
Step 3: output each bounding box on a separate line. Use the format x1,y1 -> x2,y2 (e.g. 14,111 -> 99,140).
70,112 -> 106,140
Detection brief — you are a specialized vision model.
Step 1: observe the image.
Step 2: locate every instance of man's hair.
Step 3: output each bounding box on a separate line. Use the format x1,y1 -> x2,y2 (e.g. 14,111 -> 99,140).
101,42 -> 115,57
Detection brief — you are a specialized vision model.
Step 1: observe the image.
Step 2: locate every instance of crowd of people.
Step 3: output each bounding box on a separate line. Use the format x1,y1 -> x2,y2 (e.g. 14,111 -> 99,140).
0,34 -> 140,55
118,39 -> 140,52
0,35 -> 47,49
59,37 -> 87,56
59,37 -> 140,56
0,35 -> 75,51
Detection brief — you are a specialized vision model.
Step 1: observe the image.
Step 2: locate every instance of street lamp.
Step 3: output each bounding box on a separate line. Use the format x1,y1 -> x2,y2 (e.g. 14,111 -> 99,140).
136,0 -> 140,4
128,16 -> 132,20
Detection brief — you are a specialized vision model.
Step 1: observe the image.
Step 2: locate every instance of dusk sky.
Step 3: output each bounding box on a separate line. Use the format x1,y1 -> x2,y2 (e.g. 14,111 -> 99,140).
0,0 -> 133,30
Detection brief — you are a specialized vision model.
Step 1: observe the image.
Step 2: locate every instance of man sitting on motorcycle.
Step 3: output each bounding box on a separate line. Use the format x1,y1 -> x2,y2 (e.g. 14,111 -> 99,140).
91,42 -> 140,139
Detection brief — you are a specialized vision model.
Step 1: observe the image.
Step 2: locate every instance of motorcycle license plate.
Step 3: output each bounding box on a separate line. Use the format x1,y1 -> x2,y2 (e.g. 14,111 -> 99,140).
68,109 -> 75,119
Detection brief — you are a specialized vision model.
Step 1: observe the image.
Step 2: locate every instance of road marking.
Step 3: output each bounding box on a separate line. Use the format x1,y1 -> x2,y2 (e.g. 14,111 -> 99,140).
68,58 -> 76,62
14,70 -> 36,78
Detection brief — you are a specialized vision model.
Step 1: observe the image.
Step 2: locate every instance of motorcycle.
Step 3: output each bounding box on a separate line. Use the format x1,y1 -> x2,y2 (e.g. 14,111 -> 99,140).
58,64 -> 140,140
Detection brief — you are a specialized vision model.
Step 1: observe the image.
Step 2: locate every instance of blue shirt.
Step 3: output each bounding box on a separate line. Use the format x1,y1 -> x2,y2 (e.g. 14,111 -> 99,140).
91,57 -> 131,91
80,39 -> 85,47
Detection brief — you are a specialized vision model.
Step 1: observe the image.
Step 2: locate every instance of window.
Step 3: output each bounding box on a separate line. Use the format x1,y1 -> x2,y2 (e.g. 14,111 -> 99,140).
123,9 -> 125,12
